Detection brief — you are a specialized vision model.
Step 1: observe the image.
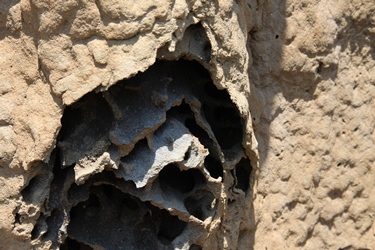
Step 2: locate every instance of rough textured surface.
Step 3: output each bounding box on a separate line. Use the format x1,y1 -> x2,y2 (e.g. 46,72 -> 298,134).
251,1 -> 375,249
0,0 -> 374,249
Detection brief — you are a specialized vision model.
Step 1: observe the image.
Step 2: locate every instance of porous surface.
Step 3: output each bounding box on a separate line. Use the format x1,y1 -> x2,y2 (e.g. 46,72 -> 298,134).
251,1 -> 375,249
0,0 -> 374,249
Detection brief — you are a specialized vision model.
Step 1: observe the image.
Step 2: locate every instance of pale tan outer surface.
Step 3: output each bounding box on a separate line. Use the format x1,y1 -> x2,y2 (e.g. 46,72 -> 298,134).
251,0 -> 375,249
0,0 -> 374,249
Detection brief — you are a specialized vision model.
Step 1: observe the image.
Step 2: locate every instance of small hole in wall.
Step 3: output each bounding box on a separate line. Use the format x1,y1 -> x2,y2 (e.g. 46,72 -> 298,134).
328,189 -> 343,200
275,34 -> 279,39
316,61 -> 323,74
234,158 -> 252,192
204,155 -> 223,179
159,165 -> 204,194
15,213 -> 21,224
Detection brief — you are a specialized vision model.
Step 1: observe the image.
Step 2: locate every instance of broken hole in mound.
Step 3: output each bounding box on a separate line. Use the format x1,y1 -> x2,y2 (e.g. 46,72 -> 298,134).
38,58 -> 249,248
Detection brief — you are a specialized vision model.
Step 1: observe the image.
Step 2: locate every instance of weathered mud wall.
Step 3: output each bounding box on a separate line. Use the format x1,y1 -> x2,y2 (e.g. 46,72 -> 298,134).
251,1 -> 375,249
0,0 -> 374,249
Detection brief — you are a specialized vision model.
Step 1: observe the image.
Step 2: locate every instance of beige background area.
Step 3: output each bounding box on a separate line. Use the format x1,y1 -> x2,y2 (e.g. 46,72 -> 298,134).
0,0 -> 374,249
251,1 -> 375,249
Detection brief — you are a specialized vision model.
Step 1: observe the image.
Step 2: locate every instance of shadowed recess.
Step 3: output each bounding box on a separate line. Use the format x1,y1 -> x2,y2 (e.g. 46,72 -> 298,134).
184,191 -> 216,220
202,104 -> 242,150
60,237 -> 93,250
235,158 -> 252,193
67,184 -> 187,249
204,155 -> 223,179
159,164 -> 205,194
